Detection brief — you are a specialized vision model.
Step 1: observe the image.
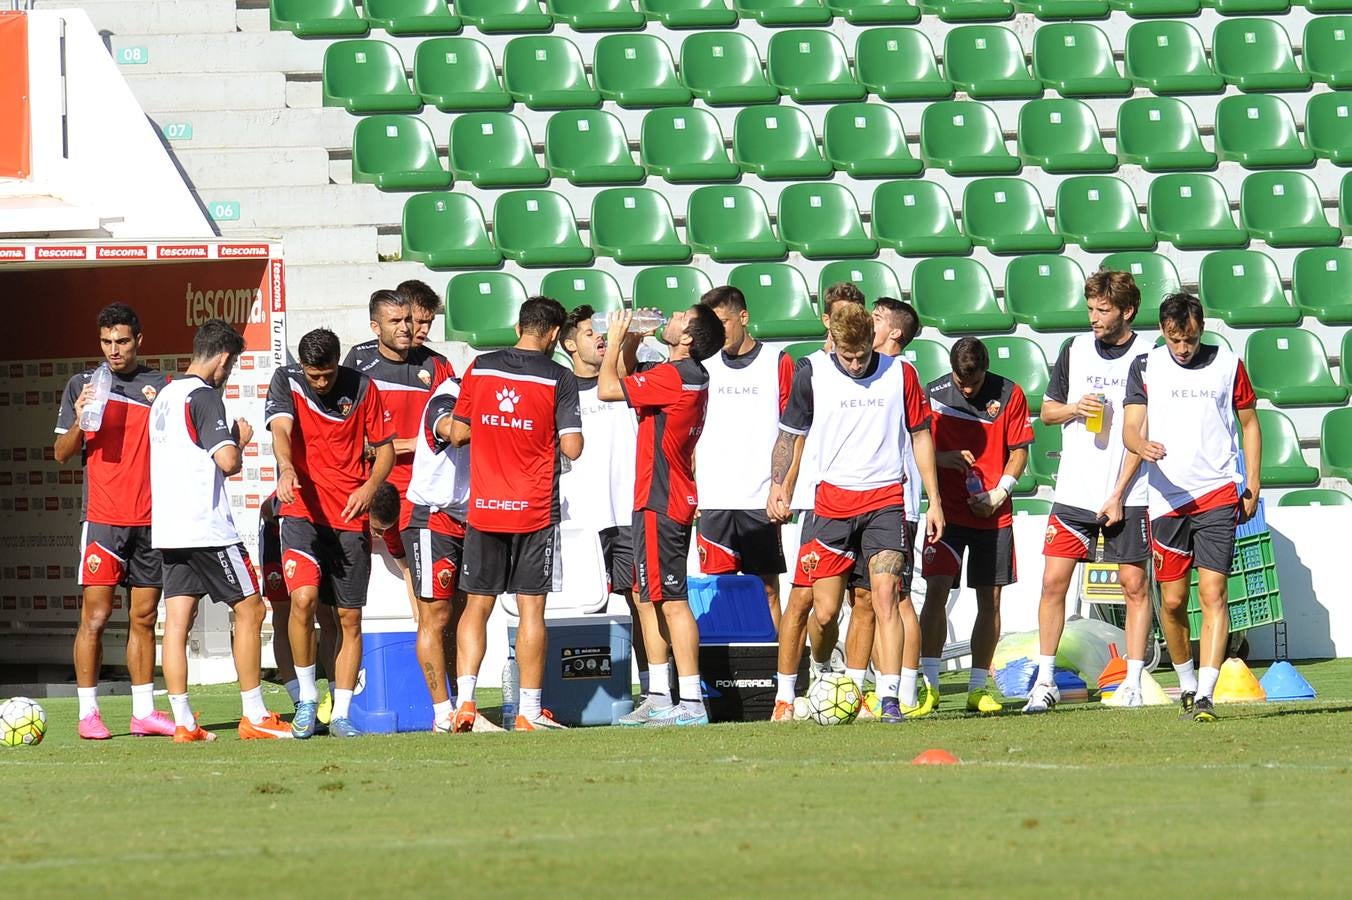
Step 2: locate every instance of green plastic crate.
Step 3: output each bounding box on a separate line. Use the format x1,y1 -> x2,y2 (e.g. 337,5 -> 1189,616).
1186,532 -> 1283,639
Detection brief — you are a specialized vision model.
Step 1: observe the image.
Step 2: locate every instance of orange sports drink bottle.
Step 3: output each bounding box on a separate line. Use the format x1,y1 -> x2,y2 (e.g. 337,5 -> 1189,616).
1085,393 -> 1106,434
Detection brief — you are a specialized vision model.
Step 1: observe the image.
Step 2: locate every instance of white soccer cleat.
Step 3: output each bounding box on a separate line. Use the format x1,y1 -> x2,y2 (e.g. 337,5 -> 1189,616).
1115,685 -> 1145,708
1022,681 -> 1060,715
471,712 -> 506,733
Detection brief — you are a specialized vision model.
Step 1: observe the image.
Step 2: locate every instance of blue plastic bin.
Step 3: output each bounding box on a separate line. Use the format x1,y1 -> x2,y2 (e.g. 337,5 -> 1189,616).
351,631 -> 433,734
688,574 -> 777,643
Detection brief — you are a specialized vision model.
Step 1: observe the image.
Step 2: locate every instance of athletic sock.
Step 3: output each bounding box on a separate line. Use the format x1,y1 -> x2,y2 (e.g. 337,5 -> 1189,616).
240,686 -> 268,724
519,688 -> 542,722
77,686 -> 98,719
1124,659 -> 1145,692
456,676 -> 478,709
1174,659 -> 1198,694
899,668 -> 919,707
638,669 -> 650,696
921,657 -> 941,689
169,692 -> 194,728
432,699 -> 453,725
969,668 -> 988,692
130,683 -> 155,719
295,664 -> 318,703
331,688 -> 353,721
845,667 -> 867,691
678,675 -> 704,713
876,673 -> 901,701
284,679 -> 301,705
1197,666 -> 1220,701
649,662 -> 672,705
1035,654 -> 1057,686
776,673 -> 798,703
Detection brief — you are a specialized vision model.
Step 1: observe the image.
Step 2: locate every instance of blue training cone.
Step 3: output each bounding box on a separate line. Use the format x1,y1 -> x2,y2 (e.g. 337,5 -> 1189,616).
1259,660 -> 1316,702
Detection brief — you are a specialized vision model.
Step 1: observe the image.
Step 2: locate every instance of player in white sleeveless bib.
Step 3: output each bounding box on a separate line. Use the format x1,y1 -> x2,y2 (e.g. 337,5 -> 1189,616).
1026,271 -> 1151,713
1124,292 -> 1263,723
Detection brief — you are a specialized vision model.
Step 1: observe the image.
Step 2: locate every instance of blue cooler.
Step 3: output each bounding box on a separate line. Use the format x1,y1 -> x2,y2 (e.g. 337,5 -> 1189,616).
509,614 -> 633,726
351,631 -> 433,734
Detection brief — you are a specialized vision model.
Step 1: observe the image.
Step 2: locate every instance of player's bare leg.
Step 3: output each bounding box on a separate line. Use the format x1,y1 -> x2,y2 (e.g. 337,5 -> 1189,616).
328,606 -> 364,735
1184,567 -> 1228,722
452,592 -> 494,729
845,587 -> 875,689
966,586 -> 1003,715
1158,575 -> 1199,717
73,584 -> 116,738
286,585 -> 325,737
512,593 -> 565,730
624,591 -> 649,687
418,596 -> 453,730
619,597 -> 674,725
120,585 -> 173,735
650,599 -> 707,725
231,594 -> 289,739
760,574 -> 781,633
162,594 -> 213,741
919,575 -> 956,708
269,598 -> 298,702
867,551 -> 906,721
896,593 -> 928,713
1026,556 -> 1077,713
771,584 -> 814,721
1108,561 -> 1154,709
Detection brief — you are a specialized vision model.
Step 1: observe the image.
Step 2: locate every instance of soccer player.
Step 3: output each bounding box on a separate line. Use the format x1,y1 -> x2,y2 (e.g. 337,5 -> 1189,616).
1025,271 -> 1151,714
399,279 -> 445,352
1124,292 -> 1262,723
768,302 -> 945,724
259,492 -> 299,705
696,286 -> 794,632
919,337 -> 1033,715
268,327 -> 395,738
53,303 -> 174,739
598,305 -> 724,727
450,296 -> 582,731
149,318 -> 291,741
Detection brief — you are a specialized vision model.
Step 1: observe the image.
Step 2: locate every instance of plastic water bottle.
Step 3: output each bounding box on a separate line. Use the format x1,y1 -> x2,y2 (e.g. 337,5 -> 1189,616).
501,649 -> 519,731
590,310 -> 667,334
79,364 -> 113,432
965,466 -> 984,497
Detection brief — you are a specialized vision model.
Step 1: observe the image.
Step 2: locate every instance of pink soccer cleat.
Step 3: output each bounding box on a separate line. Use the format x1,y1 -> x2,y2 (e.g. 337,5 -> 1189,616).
130,710 -> 177,737
78,710 -> 112,740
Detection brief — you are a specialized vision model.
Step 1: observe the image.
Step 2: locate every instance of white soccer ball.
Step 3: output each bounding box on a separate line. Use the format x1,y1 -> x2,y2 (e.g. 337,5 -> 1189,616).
807,674 -> 862,726
0,697 -> 48,747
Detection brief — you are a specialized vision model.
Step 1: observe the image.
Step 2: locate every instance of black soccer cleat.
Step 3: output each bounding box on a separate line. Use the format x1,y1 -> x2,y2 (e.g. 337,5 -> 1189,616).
1179,691 -> 1197,720
1192,696 -> 1218,723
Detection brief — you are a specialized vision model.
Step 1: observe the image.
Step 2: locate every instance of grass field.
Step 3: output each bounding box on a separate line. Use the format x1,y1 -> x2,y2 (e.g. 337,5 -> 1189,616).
4,660 -> 1352,898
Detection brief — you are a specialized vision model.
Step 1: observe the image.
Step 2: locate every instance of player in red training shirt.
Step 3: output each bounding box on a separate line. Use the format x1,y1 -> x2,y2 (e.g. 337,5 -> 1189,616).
598,305 -> 725,727
267,328 -> 395,738
54,303 -> 174,739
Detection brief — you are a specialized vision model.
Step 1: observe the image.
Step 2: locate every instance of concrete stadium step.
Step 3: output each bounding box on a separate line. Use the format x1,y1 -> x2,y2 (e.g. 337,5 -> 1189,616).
125,72 -> 286,112
108,32 -> 327,77
201,184 -> 407,229
171,148 -> 331,190
33,0 -> 238,34
277,226 -> 382,266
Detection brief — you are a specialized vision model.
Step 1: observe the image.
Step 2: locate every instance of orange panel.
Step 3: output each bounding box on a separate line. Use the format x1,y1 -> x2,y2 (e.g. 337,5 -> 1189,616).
0,12 -> 31,179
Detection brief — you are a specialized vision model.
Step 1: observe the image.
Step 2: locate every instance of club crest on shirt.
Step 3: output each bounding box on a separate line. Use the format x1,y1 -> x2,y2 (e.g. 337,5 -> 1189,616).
437,566 -> 455,590
1152,548 -> 1165,572
266,570 -> 284,590
418,369 -> 432,387
141,385 -> 158,402
697,545 -> 707,565
1045,524 -> 1058,545
799,551 -> 820,575
922,544 -> 936,564
985,399 -> 1002,418
338,396 -> 354,416
86,552 -> 102,574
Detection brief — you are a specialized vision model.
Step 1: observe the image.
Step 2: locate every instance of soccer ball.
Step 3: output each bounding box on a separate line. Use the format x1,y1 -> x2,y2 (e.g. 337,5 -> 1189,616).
807,674 -> 862,726
0,697 -> 47,747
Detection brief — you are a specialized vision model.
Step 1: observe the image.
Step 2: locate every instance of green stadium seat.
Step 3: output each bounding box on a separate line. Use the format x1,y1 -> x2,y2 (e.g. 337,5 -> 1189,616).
445,273 -> 529,348
1259,409 -> 1320,486
1123,21 -> 1223,95
640,108 -> 739,183
727,265 -> 827,339
1152,330 -> 1230,350
733,106 -> 833,180
902,339 -> 951,385
1100,251 -> 1178,327
1278,488 -> 1352,507
1292,247 -> 1352,324
1110,0 -> 1200,14
1325,410 -> 1352,479
1309,0 -> 1352,10
447,112 -> 549,188
364,0 -> 460,33
1147,174 -> 1247,250
871,181 -> 972,256
962,178 -> 1064,254
943,26 -> 1043,100
919,0 -> 1014,22
1013,497 -> 1053,515
1026,419 -> 1062,487
829,0 -> 921,23
271,0 -> 369,36
911,258 -> 1015,334
1031,24 -> 1131,98
1205,0 -> 1289,15
985,336 -> 1051,412
401,192 -> 501,269
640,0 -> 738,26
777,183 -> 878,259
919,100 -> 1021,176
503,37 -> 601,111
413,38 -> 511,112
1343,171 -> 1352,235
1198,250 -> 1301,326
633,266 -> 715,316
545,0 -> 645,29
1302,17 -> 1352,89
492,190 -> 594,267
1005,254 -> 1089,331
1239,171 -> 1340,248
734,0 -> 833,24
1214,95 -> 1314,169
590,188 -> 692,265
544,110 -> 645,185
456,0 -> 552,32
767,30 -> 865,103
594,34 -> 692,108
1015,0 -> 1107,16
784,340 -> 826,361
686,185 -> 787,262
1115,97 -> 1217,172
822,103 -> 923,178
1055,176 -> 1155,252
1245,328 -> 1349,407
855,28 -> 952,102
679,32 -> 779,106
541,270 -> 625,314
322,41 -> 420,114
820,261 -> 904,306
352,115 -> 451,190
1017,99 -> 1116,173
1345,331 -> 1352,387
1305,92 -> 1352,166
1212,19 -> 1310,94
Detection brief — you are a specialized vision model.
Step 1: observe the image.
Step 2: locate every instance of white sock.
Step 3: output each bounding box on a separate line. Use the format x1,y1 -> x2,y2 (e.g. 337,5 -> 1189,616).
77,686 -> 98,719
456,675 -> 478,708
1035,654 -> 1057,686
679,675 -> 704,712
331,688 -> 353,720
296,664 -> 318,703
649,661 -> 672,702
845,667 -> 867,691
1197,666 -> 1220,701
876,673 -> 901,701
969,668 -> 988,692
776,672 -> 797,703
169,692 -> 194,728
519,687 -> 542,721
432,699 -> 453,724
638,669 -> 650,695
1174,659 -> 1198,694
921,657 -> 941,688
284,679 -> 301,704
240,685 -> 268,724
899,668 -> 919,707
131,683 -> 155,719
1124,659 -> 1144,692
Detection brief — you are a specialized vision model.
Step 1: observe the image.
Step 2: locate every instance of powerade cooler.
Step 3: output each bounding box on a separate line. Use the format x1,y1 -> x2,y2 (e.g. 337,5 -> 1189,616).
509,614 -> 634,726
350,554 -> 433,733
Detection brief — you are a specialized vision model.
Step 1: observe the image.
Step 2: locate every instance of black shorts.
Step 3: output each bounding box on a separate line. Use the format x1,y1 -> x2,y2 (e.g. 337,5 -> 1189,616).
922,524 -> 1017,588
258,514 -> 287,604
79,522 -> 162,589
794,504 -> 908,586
848,518 -> 919,596
695,509 -> 786,577
280,517 -> 372,609
1150,505 -> 1238,583
599,525 -> 634,595
633,509 -> 691,603
402,525 -> 465,602
1044,503 -> 1149,564
461,524 -> 560,597
161,544 -> 259,605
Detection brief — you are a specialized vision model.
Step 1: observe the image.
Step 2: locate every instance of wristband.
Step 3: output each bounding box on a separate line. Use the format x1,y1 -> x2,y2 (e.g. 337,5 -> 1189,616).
996,475 -> 1017,494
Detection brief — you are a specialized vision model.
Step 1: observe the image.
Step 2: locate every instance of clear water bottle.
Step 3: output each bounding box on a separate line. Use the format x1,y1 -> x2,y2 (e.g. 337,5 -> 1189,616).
79,364 -> 113,432
965,466 -> 984,497
590,309 -> 667,335
501,648 -> 519,731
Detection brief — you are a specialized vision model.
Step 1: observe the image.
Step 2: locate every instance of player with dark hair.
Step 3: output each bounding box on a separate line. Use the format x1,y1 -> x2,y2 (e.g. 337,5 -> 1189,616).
150,318 -> 290,741
397,279 -> 444,350
1124,292 -> 1262,722
54,303 -> 174,739
450,296 -> 583,731
268,327 -> 396,738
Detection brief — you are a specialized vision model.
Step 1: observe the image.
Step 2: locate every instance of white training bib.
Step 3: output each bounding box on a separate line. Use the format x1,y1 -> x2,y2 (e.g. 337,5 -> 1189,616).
407,379 -> 470,519
696,343 -> 784,510
808,352 -> 910,493
561,380 -> 638,531
150,377 -> 240,549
